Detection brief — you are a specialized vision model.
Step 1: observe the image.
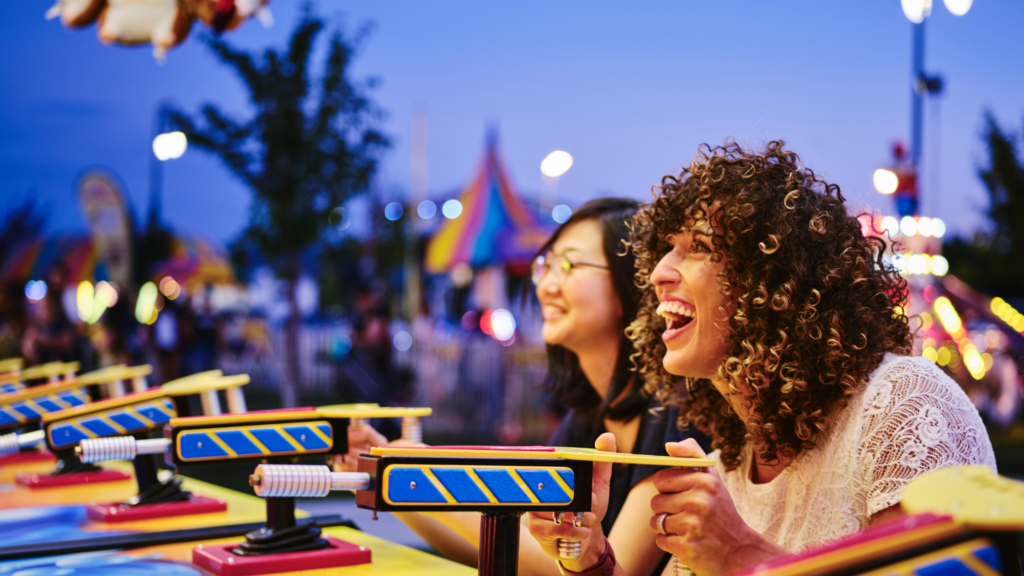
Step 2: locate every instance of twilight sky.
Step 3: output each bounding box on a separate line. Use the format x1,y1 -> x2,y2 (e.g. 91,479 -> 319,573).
1,1 -> 1022,244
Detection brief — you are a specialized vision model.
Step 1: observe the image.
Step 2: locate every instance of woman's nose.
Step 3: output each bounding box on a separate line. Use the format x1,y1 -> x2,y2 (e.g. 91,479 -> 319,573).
650,253 -> 680,288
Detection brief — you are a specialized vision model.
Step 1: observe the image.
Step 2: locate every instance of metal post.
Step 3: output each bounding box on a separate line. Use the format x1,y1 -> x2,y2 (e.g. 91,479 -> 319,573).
266,497 -> 296,532
479,511 -> 521,576
910,20 -> 925,171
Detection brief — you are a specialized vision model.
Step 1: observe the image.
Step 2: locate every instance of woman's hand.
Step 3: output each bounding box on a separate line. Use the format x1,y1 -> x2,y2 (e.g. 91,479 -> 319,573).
339,424 -> 427,472
650,439 -> 788,576
527,432 -> 616,572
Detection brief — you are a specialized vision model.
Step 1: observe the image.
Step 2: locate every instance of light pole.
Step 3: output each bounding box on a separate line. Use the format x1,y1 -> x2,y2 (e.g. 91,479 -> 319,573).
148,103 -> 188,227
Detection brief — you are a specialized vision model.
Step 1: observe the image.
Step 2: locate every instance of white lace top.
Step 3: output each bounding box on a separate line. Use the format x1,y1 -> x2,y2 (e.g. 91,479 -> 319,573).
713,353 -> 997,553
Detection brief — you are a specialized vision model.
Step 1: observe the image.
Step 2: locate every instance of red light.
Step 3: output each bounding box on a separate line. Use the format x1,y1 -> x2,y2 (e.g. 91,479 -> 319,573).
480,309 -> 493,335
923,285 -> 938,303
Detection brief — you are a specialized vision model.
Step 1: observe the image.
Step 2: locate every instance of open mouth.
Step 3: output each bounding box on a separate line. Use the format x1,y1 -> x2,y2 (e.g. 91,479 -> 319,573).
657,300 -> 695,335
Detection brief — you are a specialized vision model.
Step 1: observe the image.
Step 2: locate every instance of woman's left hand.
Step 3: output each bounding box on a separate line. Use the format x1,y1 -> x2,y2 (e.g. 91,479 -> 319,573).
650,439 -> 788,576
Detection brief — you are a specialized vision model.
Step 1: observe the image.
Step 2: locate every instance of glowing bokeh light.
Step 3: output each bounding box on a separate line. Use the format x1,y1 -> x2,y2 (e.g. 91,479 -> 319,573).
943,0 -> 972,16
417,200 -> 437,219
930,255 -> 949,276
384,202 -> 404,221
900,216 -> 918,236
442,199 -> 463,219
552,204 -> 572,224
76,281 -> 93,322
873,169 -> 899,194
901,0 -> 933,23
152,131 -> 188,161
490,308 -> 516,342
540,150 -> 574,178
135,282 -> 159,325
393,331 -> 412,352
25,280 -> 47,302
880,216 -> 899,236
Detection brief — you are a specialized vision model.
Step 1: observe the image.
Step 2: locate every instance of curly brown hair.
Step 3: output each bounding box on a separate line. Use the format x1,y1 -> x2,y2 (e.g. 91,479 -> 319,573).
627,140 -> 913,470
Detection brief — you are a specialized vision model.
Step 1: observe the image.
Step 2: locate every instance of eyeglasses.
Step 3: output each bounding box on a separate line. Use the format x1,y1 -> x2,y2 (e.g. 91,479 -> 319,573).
531,253 -> 609,286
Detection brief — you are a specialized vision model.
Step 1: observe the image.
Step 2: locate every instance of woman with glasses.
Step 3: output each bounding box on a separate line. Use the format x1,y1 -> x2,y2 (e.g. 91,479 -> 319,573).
345,197 -> 707,575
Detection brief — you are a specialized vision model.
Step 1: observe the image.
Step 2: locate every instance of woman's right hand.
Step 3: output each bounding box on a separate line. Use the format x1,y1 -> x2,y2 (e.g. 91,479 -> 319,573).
526,432 -> 616,572
339,424 -> 428,472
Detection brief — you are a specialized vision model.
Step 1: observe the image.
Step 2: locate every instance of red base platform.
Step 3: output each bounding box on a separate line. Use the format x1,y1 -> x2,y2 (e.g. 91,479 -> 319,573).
0,451 -> 55,467
16,469 -> 130,488
86,494 -> 227,522
192,536 -> 371,576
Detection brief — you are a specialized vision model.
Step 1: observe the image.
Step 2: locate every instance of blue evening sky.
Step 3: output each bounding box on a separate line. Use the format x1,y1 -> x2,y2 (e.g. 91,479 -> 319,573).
1,1 -> 1022,244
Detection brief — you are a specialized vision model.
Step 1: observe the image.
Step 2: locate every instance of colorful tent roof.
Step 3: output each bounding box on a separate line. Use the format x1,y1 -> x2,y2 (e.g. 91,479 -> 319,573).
425,133 -> 552,274
1,235 -> 105,285
151,232 -> 234,289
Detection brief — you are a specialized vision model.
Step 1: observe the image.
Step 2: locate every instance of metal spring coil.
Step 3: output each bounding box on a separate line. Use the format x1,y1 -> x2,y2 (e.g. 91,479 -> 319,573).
79,436 -> 136,463
226,387 -> 247,414
200,389 -> 222,416
348,417 -> 370,430
558,539 -> 582,558
401,417 -> 423,443
257,464 -> 332,498
673,557 -> 695,576
0,433 -> 19,456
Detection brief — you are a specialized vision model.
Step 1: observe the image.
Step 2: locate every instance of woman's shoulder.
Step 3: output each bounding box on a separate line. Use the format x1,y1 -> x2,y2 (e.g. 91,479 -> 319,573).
860,353 -> 974,413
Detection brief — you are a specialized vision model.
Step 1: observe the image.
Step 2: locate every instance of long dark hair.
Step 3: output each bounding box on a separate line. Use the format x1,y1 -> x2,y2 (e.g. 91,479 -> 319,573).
536,197 -> 646,423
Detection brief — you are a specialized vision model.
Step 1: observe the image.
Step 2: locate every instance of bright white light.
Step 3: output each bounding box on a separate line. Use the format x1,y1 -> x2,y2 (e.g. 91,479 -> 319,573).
385,202 -> 404,221
77,281 -> 93,322
881,216 -> 900,236
902,0 -> 933,23
393,331 -> 412,352
943,0 -> 972,16
908,254 -> 929,275
900,216 -> 918,236
892,254 -> 908,274
417,200 -> 437,219
25,280 -> 47,302
552,204 -> 572,224
152,131 -> 188,161
442,199 -> 463,219
540,150 -> 573,178
873,169 -> 899,194
490,308 -> 516,342
931,255 -> 949,276
917,217 -> 934,237
932,218 -> 946,238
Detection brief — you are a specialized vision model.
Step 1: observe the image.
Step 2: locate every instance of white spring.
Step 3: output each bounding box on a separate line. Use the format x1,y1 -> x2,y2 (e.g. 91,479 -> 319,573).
252,464 -> 333,498
131,376 -> 148,394
0,432 -> 19,456
79,436 -> 137,463
200,389 -> 222,416
673,557 -> 695,576
108,379 -> 127,398
348,417 -> 370,430
558,539 -> 582,559
401,417 -> 423,443
226,386 -> 247,414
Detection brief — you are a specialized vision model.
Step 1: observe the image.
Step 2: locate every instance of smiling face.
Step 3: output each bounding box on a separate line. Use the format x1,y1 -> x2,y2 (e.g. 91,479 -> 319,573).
536,219 -> 622,355
650,226 -> 734,381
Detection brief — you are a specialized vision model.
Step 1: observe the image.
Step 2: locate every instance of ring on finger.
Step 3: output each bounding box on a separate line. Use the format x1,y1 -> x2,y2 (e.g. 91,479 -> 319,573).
656,513 -> 670,535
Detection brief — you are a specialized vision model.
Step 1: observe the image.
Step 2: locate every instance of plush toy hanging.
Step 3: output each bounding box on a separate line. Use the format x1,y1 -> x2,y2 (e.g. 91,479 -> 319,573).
45,0 -> 272,61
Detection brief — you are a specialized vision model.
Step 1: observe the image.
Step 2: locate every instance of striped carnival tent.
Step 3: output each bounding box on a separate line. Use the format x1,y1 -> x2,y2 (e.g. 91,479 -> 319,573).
150,232 -> 234,289
1,235 -> 105,285
425,132 -> 552,274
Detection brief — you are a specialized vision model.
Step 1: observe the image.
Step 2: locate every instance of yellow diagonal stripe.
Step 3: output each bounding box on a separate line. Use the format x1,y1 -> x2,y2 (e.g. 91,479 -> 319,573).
241,429 -> 270,454
465,469 -> 497,504
124,405 -> 156,428
549,469 -> 574,499
422,468 -> 456,504
206,431 -> 237,456
308,423 -> 332,446
509,469 -> 539,504
276,426 -> 305,452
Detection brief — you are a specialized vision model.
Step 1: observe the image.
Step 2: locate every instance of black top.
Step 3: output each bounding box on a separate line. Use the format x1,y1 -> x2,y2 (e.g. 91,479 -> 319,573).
548,397 -> 710,576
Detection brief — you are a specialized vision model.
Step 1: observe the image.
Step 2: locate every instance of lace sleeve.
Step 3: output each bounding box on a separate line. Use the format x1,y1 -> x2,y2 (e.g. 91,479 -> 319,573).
858,356 -> 998,517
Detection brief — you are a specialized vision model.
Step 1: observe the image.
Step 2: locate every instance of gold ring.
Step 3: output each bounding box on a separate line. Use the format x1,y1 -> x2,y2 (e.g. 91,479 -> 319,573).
656,513 -> 669,535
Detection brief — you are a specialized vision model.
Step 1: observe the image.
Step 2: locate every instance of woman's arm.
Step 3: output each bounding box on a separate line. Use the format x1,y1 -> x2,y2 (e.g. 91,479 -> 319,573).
391,512 -> 480,567
607,477 -> 669,576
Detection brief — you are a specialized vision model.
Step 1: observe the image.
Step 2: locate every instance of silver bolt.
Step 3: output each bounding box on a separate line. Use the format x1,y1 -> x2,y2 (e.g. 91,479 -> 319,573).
359,546 -> 367,551
410,481 -> 417,489
197,544 -> 204,549
197,441 -> 203,448
301,434 -> 306,441
538,483 -> 544,490
228,557 -> 235,564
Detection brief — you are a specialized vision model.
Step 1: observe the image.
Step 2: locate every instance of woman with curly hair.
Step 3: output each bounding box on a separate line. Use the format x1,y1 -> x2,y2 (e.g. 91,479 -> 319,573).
527,141 -> 996,576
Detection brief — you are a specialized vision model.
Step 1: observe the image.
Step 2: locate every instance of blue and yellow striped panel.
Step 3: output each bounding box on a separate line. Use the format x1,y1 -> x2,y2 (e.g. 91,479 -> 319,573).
383,465 -> 575,506
176,421 -> 333,462
47,398 -> 176,449
860,538 -> 1000,576
0,382 -> 24,394
0,388 -> 89,430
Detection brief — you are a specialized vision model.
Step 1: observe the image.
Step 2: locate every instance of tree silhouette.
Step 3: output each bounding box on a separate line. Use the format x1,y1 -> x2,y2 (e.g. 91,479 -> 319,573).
944,112 -> 1024,298
169,7 -> 389,406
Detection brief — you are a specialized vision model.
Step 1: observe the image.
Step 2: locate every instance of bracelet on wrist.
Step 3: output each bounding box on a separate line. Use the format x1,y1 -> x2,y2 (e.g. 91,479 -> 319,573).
557,537 -> 616,576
